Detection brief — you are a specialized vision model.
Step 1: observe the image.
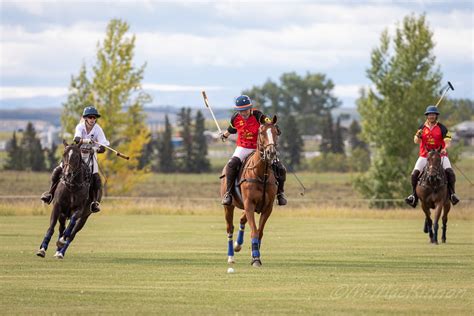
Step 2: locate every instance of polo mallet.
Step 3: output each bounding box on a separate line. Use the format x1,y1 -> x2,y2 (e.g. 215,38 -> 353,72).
92,140 -> 130,160
435,81 -> 454,107
201,91 -> 223,135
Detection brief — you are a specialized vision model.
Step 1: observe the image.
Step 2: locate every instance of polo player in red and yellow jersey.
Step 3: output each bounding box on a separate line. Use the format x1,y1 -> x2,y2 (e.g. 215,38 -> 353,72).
220,95 -> 287,206
405,105 -> 460,207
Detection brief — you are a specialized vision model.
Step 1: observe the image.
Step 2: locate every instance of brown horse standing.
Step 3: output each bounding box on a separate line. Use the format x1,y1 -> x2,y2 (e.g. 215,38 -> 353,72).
221,116 -> 279,267
416,149 -> 451,244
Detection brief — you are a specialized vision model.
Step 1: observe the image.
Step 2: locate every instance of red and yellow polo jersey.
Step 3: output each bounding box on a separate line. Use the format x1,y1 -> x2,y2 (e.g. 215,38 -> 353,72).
227,110 -> 266,149
417,121 -> 451,157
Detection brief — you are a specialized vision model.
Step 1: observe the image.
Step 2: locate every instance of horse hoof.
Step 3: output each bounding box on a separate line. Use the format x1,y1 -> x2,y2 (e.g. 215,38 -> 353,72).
53,251 -> 60,257
227,256 -> 235,264
36,248 -> 46,258
251,258 -> 262,267
234,242 -> 242,252
442,239 -> 446,243
56,253 -> 64,259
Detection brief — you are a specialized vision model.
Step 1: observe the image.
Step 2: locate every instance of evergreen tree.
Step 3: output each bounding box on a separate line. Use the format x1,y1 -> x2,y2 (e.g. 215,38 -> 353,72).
158,115 -> 175,173
20,122 -> 46,171
46,142 -> 59,171
355,14 -> 442,207
4,131 -> 24,170
348,120 -> 368,151
320,111 -> 333,154
332,116 -> 345,154
138,133 -> 157,171
280,114 -> 303,169
191,110 -> 211,173
177,107 -> 193,172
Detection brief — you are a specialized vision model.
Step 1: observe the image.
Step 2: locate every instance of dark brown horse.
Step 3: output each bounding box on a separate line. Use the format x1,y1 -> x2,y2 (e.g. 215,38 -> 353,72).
416,149 -> 451,244
36,141 -> 93,259
221,116 -> 279,267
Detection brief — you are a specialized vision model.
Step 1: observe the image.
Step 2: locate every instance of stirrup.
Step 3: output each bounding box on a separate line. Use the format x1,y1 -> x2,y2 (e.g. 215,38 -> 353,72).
404,195 -> 417,208
450,194 -> 460,205
90,201 -> 101,213
221,192 -> 232,206
277,193 -> 287,206
40,192 -> 53,205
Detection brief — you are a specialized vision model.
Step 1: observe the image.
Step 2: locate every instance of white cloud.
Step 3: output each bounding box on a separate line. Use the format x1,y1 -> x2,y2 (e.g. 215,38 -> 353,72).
143,83 -> 224,92
0,86 -> 67,99
1,1 -> 472,106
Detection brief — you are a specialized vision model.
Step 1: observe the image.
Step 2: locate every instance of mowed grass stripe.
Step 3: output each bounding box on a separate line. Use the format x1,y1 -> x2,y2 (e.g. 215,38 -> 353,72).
0,215 -> 472,315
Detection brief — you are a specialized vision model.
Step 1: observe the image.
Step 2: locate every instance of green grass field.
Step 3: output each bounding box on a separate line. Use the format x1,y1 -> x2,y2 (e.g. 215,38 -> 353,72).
1,215 -> 472,314
0,157 -> 472,314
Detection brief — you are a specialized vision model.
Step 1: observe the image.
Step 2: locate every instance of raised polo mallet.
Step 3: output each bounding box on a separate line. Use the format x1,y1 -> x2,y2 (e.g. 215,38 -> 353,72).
92,140 -> 130,160
435,81 -> 454,107
202,91 -> 223,135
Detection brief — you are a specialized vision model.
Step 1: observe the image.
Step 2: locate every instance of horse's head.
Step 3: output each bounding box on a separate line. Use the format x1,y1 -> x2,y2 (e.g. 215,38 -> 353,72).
258,115 -> 279,162
62,140 -> 82,179
427,147 -> 442,184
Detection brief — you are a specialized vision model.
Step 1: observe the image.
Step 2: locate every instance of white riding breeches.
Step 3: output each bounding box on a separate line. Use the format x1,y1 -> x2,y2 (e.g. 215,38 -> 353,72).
413,156 -> 452,172
232,146 -> 255,162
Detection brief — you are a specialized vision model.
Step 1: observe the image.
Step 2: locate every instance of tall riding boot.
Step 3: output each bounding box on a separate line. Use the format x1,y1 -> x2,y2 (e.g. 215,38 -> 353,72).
445,168 -> 460,205
90,173 -> 102,213
40,166 -> 63,204
222,157 -> 241,205
273,161 -> 287,206
405,170 -> 420,208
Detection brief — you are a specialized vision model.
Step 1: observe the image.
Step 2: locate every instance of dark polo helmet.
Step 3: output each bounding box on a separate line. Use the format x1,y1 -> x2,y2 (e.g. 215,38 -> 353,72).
424,105 -> 440,115
82,106 -> 101,118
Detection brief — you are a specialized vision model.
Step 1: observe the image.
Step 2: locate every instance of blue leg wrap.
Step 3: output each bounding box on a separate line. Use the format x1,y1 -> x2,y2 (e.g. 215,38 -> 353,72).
41,232 -> 53,250
227,234 -> 234,256
60,240 -> 71,255
251,237 -> 260,258
63,217 -> 76,238
237,224 -> 245,245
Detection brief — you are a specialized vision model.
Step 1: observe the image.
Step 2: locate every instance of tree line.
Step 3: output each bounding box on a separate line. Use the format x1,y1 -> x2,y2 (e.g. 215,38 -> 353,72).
3,14 -> 472,206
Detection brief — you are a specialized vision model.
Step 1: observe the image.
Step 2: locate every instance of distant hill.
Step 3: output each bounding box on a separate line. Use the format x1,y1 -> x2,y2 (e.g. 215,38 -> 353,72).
0,105 -> 359,132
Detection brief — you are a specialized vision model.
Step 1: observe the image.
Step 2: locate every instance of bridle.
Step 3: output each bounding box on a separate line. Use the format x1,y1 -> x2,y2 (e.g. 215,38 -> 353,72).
61,146 -> 91,190
257,124 -> 278,163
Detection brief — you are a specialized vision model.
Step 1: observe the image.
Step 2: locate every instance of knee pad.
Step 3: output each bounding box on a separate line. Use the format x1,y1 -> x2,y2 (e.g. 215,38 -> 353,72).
227,156 -> 242,170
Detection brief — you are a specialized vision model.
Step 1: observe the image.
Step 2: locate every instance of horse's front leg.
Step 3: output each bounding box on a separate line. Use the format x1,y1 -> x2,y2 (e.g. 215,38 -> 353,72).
54,213 -> 67,257
224,205 -> 235,264
234,211 -> 247,253
244,201 -> 261,267
432,203 -> 443,245
57,212 -> 91,259
57,214 -> 77,249
441,202 -> 451,244
421,203 -> 433,242
257,205 -> 274,252
37,203 -> 60,257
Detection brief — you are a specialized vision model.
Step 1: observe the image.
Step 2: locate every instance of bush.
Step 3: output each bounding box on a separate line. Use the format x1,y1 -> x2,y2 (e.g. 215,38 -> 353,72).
309,153 -> 348,172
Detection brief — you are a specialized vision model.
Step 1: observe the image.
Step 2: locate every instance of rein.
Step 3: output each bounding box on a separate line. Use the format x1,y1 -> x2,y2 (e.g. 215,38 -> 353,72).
61,149 -> 92,191
419,155 -> 446,192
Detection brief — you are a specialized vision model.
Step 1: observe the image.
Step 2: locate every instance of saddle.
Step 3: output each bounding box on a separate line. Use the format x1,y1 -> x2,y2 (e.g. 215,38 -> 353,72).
220,152 -> 278,213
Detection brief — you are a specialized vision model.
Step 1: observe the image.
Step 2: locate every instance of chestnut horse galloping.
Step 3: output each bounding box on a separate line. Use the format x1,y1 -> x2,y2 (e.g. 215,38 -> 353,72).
417,149 -> 451,244
221,116 -> 279,267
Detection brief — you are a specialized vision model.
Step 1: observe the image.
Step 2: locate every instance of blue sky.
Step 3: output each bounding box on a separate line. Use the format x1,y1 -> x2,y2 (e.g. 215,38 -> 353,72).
1,0 -> 473,110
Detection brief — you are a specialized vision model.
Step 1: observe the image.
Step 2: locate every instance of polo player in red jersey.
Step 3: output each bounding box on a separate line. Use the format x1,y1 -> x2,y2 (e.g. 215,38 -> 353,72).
220,95 -> 287,206
405,105 -> 460,208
